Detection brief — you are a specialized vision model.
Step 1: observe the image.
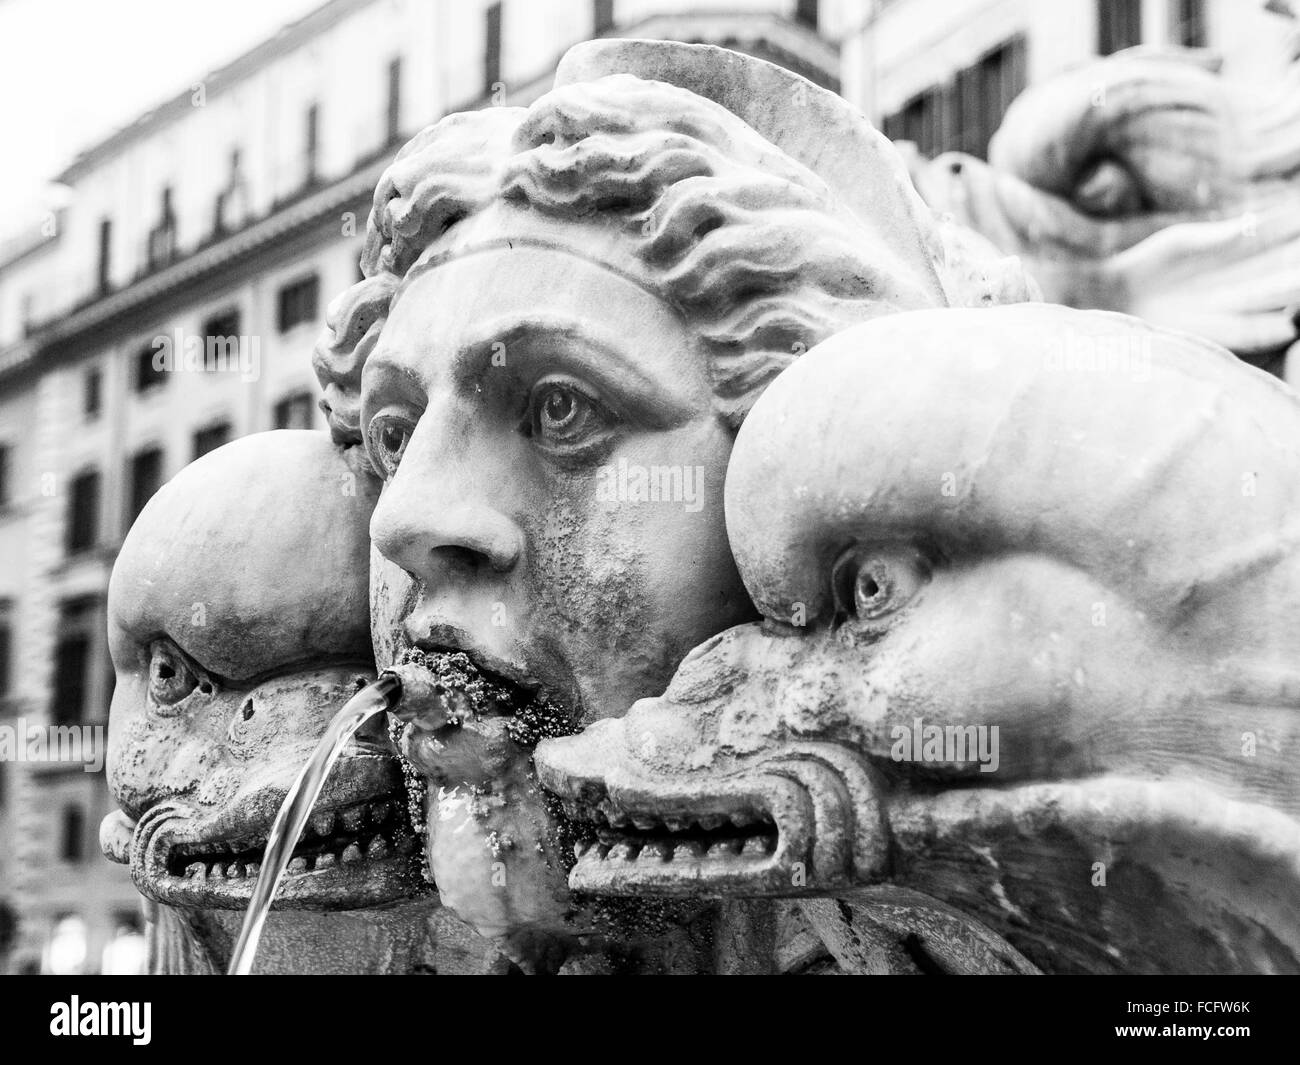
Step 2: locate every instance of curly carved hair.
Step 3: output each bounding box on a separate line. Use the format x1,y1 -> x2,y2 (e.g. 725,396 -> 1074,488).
315,74 -> 1030,448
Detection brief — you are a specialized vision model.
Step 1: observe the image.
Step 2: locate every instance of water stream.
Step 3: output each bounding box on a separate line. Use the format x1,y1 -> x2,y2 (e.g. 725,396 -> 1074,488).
227,672 -> 403,975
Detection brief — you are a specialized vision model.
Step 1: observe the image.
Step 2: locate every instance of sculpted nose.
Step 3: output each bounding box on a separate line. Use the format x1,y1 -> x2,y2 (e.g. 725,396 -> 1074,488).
369,418 -> 523,581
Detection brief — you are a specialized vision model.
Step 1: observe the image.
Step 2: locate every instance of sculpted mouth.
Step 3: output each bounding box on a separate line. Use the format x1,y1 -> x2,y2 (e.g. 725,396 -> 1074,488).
535,719 -> 883,896
164,796 -> 416,881
549,778 -> 807,896
133,774 -> 427,910
406,624 -> 541,700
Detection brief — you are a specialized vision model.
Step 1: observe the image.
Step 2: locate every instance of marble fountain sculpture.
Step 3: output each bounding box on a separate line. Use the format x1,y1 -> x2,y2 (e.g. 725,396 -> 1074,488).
101,38 -> 1300,974
912,36 -> 1300,382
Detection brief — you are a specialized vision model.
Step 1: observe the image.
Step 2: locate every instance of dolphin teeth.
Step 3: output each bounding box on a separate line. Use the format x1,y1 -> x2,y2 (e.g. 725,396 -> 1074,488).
210,861 -> 226,878
741,836 -> 768,858
288,856 -> 308,874
367,836 -> 389,860
316,852 -> 337,870
184,862 -> 205,879
631,816 -> 658,831
639,840 -> 671,862
729,811 -> 756,828
341,806 -> 366,833
664,817 -> 688,832
310,811 -> 335,838
342,843 -> 364,864
245,861 -> 260,876
697,814 -> 726,831
226,861 -> 244,879
716,837 -> 744,856
676,841 -> 705,862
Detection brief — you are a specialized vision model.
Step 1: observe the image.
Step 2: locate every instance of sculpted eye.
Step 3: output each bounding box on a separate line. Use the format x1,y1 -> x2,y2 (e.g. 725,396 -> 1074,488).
524,378 -> 614,451
1072,156 -> 1144,217
831,545 -> 931,624
147,639 -> 207,707
367,413 -> 416,476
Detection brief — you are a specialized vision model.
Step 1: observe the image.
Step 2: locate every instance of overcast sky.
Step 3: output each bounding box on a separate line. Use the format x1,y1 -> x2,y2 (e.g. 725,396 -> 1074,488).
0,0 -> 325,237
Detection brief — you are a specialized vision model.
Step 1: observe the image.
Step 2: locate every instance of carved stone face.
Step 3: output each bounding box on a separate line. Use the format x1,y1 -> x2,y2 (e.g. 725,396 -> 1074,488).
364,238 -> 752,723
103,431 -> 424,910
360,233 -> 754,959
536,306 -> 1300,973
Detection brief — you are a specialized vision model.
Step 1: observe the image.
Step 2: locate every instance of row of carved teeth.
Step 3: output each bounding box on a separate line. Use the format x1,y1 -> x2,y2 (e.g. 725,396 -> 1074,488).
301,798 -> 397,841
574,833 -> 776,863
181,829 -> 417,880
563,800 -> 771,834
177,798 -> 398,857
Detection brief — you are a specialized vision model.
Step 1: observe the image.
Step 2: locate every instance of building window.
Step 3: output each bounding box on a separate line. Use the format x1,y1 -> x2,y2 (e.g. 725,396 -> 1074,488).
885,87 -> 943,158
273,391 -> 316,431
485,2 -> 503,95
127,447 -> 164,528
594,0 -> 614,34
386,57 -> 403,144
83,367 -> 101,419
0,443 -> 9,507
305,103 -> 320,185
147,186 -> 177,271
214,148 -> 249,235
883,36 -> 1026,161
957,36 -> 1027,159
795,0 -> 819,30
278,274 -> 319,332
97,218 -> 112,295
52,597 -> 100,725
1098,0 -> 1142,55
65,470 -> 100,555
60,806 -> 85,863
0,598 -> 12,700
192,422 -> 231,460
202,307 -> 241,370
134,344 -> 166,393
46,914 -> 87,974
101,911 -> 147,975
1170,0 -> 1207,47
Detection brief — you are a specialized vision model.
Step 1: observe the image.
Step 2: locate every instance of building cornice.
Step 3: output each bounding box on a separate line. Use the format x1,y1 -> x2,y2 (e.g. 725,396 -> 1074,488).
56,0 -> 376,184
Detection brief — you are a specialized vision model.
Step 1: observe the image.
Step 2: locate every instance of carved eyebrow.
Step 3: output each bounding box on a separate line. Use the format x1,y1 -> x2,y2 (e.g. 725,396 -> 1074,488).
456,313 -> 699,426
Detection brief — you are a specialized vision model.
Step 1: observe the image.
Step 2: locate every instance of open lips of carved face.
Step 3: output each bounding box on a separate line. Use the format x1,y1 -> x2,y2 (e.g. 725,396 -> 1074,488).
102,431 -> 424,910
537,306 -> 1300,972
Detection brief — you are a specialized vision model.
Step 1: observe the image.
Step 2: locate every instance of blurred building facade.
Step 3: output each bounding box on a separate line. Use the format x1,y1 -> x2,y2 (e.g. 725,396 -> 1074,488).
0,0 -> 840,973
0,0 -> 1291,974
840,0 -> 1290,162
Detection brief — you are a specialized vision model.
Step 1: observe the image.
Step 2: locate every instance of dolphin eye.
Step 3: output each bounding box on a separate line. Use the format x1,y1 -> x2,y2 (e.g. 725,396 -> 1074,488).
147,639 -> 205,707
832,545 -> 931,625
1072,156 -> 1144,217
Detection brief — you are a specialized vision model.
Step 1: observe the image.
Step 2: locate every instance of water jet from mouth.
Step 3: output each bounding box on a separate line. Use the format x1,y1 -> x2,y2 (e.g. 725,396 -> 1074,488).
227,672 -> 402,975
